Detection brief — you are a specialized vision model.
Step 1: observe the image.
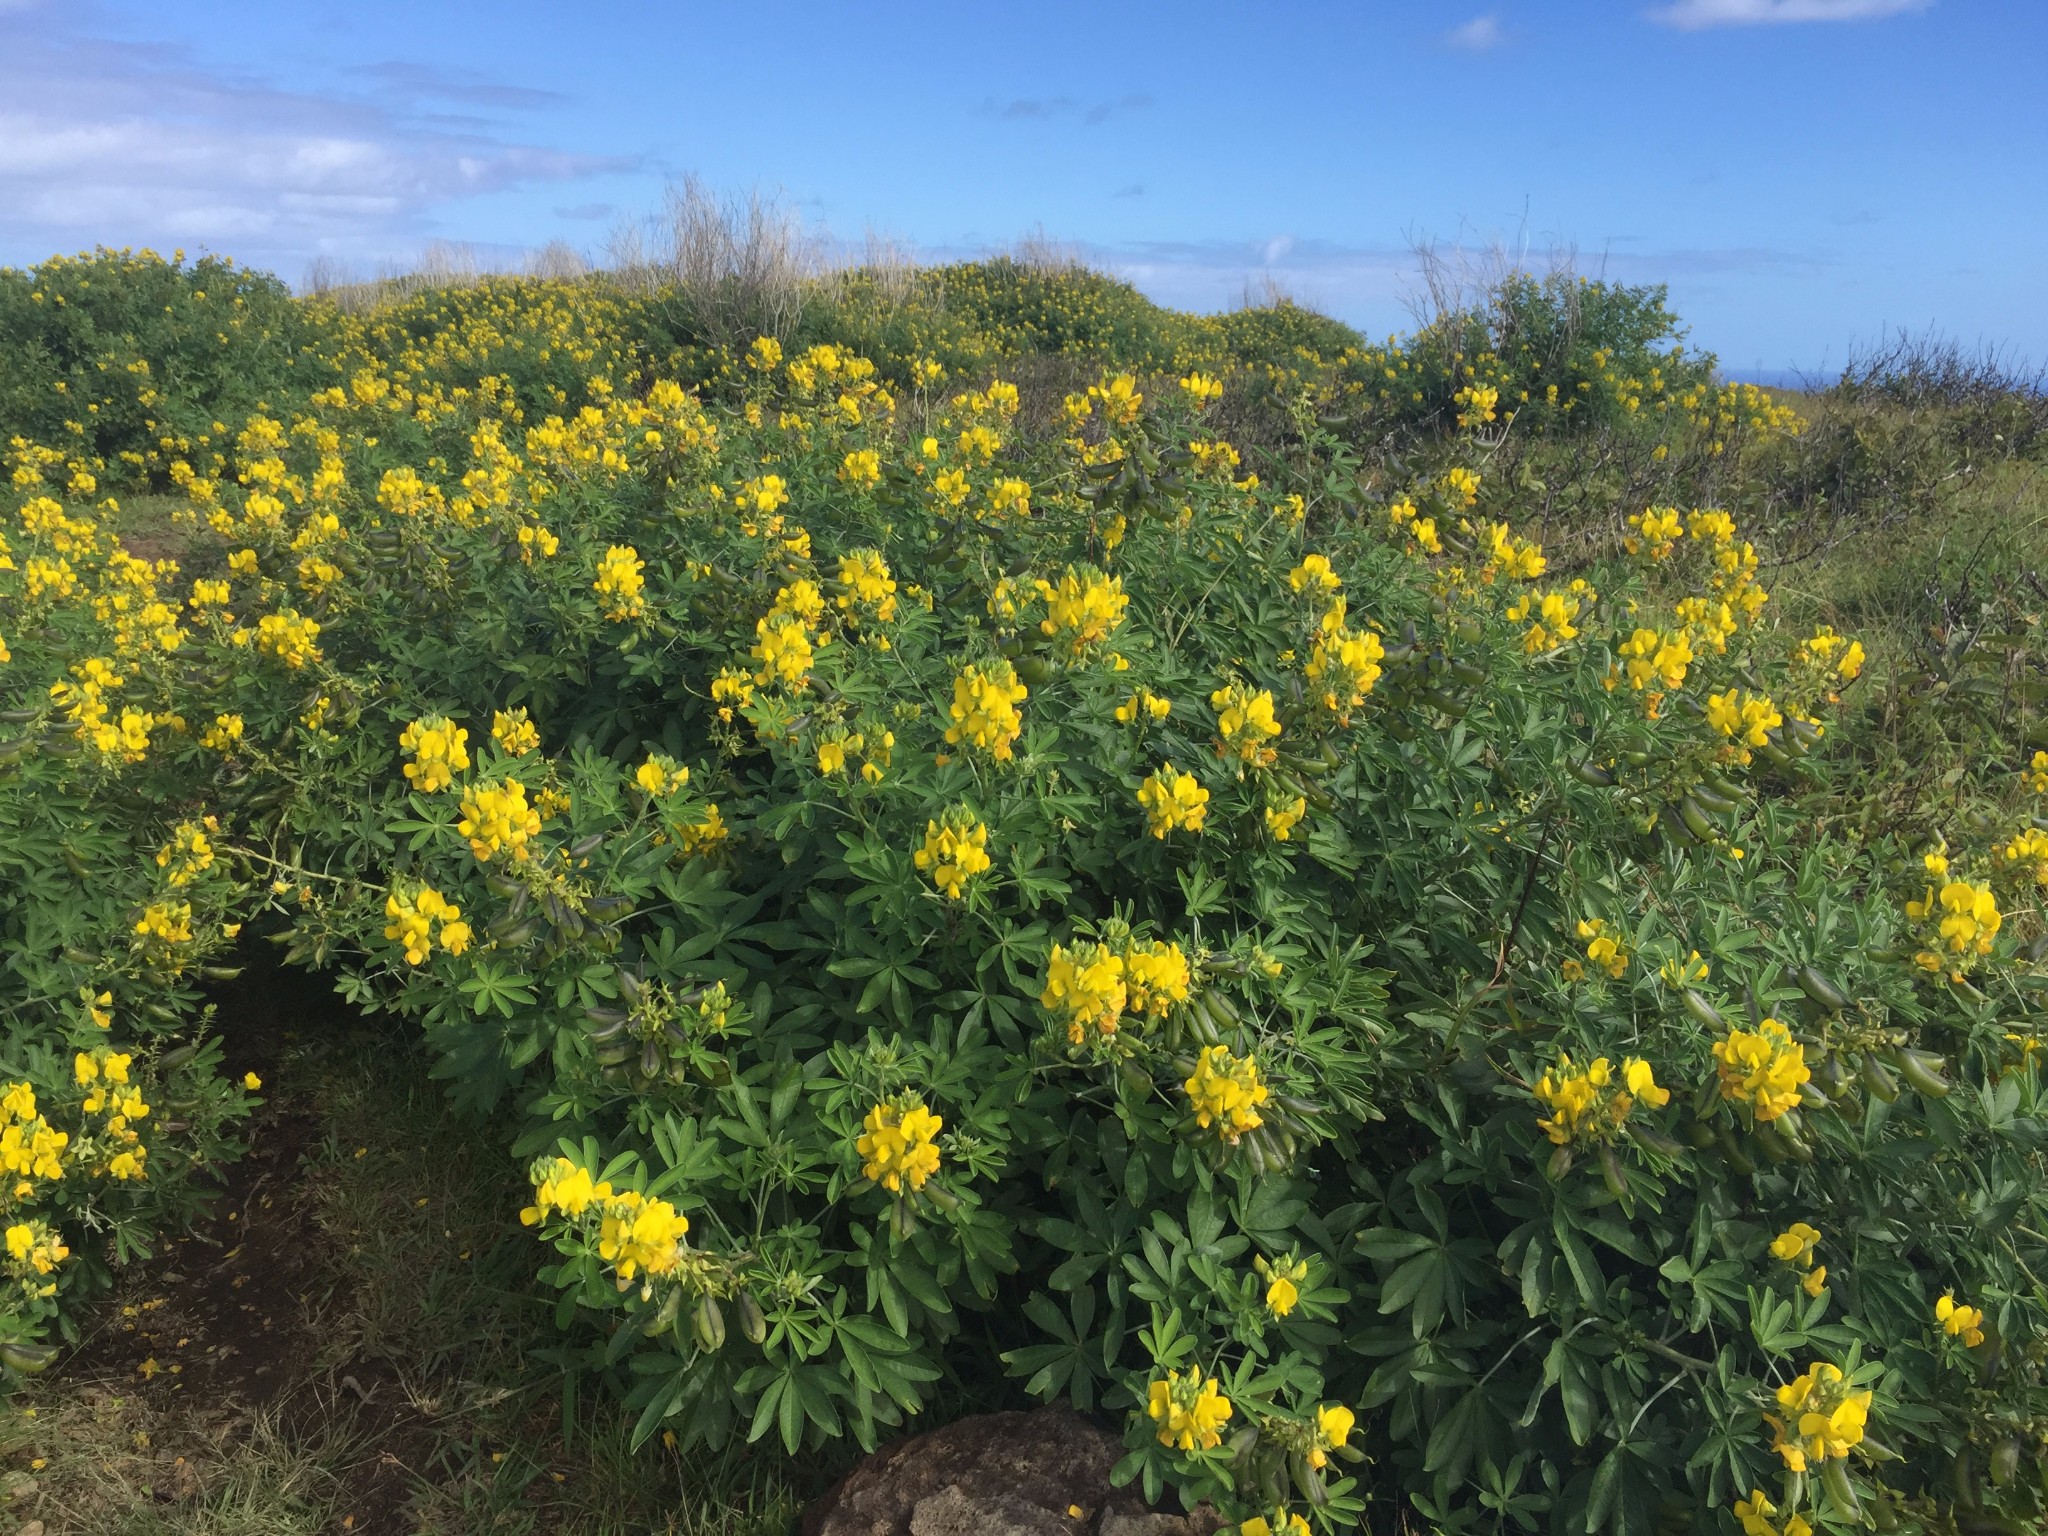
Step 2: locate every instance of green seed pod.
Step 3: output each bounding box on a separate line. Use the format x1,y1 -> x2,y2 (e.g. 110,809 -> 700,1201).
1795,966 -> 1849,1012
1989,1437 -> 2021,1487
1894,1047 -> 1952,1098
1682,990 -> 1725,1031
1821,1458 -> 1861,1521
692,1294 -> 725,1352
1860,1051 -> 1901,1103
0,1341 -> 59,1375
735,1290 -> 767,1345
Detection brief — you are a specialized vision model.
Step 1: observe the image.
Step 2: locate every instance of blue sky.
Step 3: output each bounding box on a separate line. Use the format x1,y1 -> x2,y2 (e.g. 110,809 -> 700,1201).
2,0 -> 2041,373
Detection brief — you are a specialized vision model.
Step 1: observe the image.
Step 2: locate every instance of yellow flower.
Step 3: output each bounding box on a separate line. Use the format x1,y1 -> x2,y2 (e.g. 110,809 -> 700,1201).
593,544 -> 646,621
1115,690 -> 1173,725
914,809 -> 992,900
399,715 -> 471,793
1936,1291 -> 1986,1347
1137,764 -> 1209,838
1211,685 -> 1281,767
1042,942 -> 1127,1044
457,779 -> 541,863
1310,1403 -> 1355,1468
1769,1361 -> 1870,1470
1713,1018 -> 1810,1122
1035,566 -> 1128,657
1123,939 -> 1190,1017
1264,796 -> 1307,842
1183,1045 -> 1268,1143
1303,625 -> 1385,724
944,661 -> 1028,762
492,708 -> 540,757
752,612 -> 818,691
1575,918 -> 1627,979
856,1095 -> 943,1193
1146,1366 -> 1231,1452
1770,1223 -> 1822,1268
243,1072 -> 262,1091
1287,554 -> 1341,595
635,754 -> 690,796
838,449 -> 882,488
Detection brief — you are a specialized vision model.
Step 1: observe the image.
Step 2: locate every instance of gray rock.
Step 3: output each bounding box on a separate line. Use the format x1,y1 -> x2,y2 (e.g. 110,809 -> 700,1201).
909,1485 -> 1073,1536
808,1406 -> 1223,1536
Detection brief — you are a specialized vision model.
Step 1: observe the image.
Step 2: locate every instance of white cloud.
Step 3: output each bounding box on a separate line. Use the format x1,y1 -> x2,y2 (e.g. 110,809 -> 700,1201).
1652,0 -> 1931,28
0,12 -> 629,274
1445,15 -> 1505,50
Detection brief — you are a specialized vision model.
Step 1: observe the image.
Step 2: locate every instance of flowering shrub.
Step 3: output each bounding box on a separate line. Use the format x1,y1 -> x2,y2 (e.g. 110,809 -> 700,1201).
7,257 -> 2048,1536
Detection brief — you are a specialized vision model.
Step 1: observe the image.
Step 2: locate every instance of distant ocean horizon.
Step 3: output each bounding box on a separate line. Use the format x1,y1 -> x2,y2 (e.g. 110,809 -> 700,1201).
1720,367 -> 1831,391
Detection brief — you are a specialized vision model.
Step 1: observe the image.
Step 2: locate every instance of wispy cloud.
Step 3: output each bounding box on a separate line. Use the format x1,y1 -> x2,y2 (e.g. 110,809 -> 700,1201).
0,10 -> 628,272
553,202 -> 614,221
1445,15 -> 1506,50
1112,183 -> 1145,200
985,93 -> 1153,127
1652,0 -> 1931,28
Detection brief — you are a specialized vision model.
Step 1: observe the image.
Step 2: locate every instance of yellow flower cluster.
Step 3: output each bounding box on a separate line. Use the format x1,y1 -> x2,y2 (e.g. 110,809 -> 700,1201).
253,609 -> 322,669
1576,918 -> 1628,979
593,544 -> 646,621
133,900 -> 194,947
1618,626 -> 1693,694
1802,625 -> 1865,683
2000,826 -> 2048,885
1036,566 -> 1128,657
1124,939 -> 1192,1018
1625,506 -> 1684,560
1704,689 -> 1783,765
914,808 -> 992,900
710,665 -> 755,723
835,549 -> 897,626
1475,519 -> 1547,581
1041,941 -> 1129,1044
752,611 -> 819,691
1178,372 -> 1224,406
1770,1222 -> 1829,1297
856,1095 -> 943,1194
1734,1488 -> 1811,1536
383,885 -> 470,965
399,715 -> 470,793
491,708 -> 539,757
1137,763 -> 1209,837
1531,1054 -> 1668,1147
1936,1291 -> 1986,1347
1146,1366 -> 1232,1452
1211,685 -> 1281,768
520,1157 -> 690,1282
1287,554 -> 1341,595
3,1220 -> 70,1286
2027,750 -> 2048,795
1,1083 -> 69,1190
944,660 -> 1028,762
1506,584 -> 1588,652
1767,1362 -> 1869,1472
1115,689 -> 1172,725
839,448 -> 882,488
1712,1018 -> 1810,1122
1905,878 -> 2001,967
1256,1252 -> 1309,1317
1304,623 -> 1385,724
457,778 -> 541,863
154,818 -> 216,887
634,754 -> 691,796
1183,1044 -> 1269,1144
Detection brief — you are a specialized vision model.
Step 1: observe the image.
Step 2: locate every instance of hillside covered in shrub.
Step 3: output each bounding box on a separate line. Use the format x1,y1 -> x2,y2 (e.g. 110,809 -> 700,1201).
2,245 -> 2047,1536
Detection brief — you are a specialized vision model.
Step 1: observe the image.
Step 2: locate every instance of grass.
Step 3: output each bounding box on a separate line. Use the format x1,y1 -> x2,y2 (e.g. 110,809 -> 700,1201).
0,996 -> 809,1535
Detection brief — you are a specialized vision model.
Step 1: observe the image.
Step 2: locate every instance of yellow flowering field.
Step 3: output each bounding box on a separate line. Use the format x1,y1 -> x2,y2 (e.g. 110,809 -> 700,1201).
4,247 -> 2048,1536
